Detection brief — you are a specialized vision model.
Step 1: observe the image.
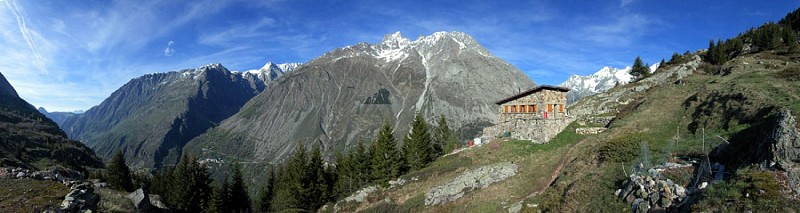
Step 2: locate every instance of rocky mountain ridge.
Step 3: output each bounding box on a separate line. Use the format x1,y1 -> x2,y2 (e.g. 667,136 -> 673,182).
186,31 -> 535,165
0,72 -> 102,170
60,64 -> 264,167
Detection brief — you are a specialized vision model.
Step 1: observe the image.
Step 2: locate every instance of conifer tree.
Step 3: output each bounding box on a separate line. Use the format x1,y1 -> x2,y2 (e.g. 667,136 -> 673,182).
404,113 -> 434,171
106,150 -> 134,192
659,59 -> 666,67
206,177 -> 230,213
170,153 -> 212,213
630,56 -> 649,81
229,163 -> 251,213
333,151 -> 351,199
668,52 -> 681,64
370,122 -> 404,184
432,114 -> 457,156
353,140 -> 372,186
270,164 -> 291,211
258,166 -> 275,212
286,142 -> 310,210
307,144 -> 328,210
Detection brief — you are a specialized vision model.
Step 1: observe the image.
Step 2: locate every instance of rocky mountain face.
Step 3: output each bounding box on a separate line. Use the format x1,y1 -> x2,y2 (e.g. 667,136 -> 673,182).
560,64 -> 658,104
37,107 -> 80,128
186,31 -> 535,164
0,72 -> 102,170
61,64 -> 264,167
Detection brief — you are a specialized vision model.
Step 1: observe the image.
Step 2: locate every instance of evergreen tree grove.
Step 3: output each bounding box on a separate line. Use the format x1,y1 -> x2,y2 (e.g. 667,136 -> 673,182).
106,150 -> 134,192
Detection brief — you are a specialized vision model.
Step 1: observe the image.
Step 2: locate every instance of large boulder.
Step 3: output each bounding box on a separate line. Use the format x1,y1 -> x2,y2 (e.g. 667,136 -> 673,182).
425,162 -> 518,206
127,188 -> 152,211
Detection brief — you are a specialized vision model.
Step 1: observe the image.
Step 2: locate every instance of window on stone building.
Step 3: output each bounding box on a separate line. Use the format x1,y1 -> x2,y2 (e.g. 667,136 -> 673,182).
547,104 -> 553,112
504,105 -> 509,113
533,105 -> 538,112
511,105 -> 517,113
559,104 -> 564,112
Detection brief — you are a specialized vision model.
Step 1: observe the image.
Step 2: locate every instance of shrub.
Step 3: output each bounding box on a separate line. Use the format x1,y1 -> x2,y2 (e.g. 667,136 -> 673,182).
598,133 -> 645,163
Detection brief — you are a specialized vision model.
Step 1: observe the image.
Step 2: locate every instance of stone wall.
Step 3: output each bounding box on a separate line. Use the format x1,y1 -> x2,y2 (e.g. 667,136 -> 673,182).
482,117 -> 573,143
499,90 -> 568,122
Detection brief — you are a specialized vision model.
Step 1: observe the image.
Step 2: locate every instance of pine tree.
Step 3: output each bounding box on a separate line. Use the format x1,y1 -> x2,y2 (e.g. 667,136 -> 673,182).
371,122 -> 404,185
106,150 -> 134,192
659,59 -> 666,67
206,177 -> 230,213
404,113 -> 435,171
270,164 -> 290,211
630,56 -> 649,81
286,142 -> 310,210
333,151 -> 351,199
353,140 -> 372,186
258,166 -> 275,212
307,144 -> 328,210
668,52 -> 681,65
229,163 -> 251,213
323,160 -> 338,204
169,153 -> 213,213
432,114 -> 457,156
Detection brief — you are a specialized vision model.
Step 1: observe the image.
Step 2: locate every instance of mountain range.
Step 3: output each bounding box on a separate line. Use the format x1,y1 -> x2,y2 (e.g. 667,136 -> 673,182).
560,64 -> 658,104
60,64 -> 265,167
52,31 -> 533,168
187,31 -> 534,164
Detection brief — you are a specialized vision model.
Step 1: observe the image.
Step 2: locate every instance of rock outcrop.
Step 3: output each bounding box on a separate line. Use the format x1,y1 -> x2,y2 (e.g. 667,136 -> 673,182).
711,109 -> 800,194
60,182 -> 98,213
425,162 -> 518,206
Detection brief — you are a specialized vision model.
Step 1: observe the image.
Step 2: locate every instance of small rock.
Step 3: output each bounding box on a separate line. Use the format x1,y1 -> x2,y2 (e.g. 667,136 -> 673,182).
16,172 -> 25,179
507,201 -> 522,213
699,182 -> 708,189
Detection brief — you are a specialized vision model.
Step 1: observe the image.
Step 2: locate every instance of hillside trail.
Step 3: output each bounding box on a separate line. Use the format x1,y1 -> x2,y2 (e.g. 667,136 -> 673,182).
520,135 -> 590,201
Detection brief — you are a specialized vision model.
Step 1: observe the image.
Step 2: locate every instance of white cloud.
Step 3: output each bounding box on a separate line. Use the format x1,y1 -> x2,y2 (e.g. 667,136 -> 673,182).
578,14 -> 653,46
164,40 -> 175,56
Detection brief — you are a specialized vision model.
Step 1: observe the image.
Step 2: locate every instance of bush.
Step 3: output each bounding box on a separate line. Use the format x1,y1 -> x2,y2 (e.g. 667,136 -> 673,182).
693,168 -> 792,212
598,133 -> 645,163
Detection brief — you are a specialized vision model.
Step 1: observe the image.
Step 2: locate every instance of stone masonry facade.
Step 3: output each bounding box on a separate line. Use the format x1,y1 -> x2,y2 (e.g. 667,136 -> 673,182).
482,85 -> 573,143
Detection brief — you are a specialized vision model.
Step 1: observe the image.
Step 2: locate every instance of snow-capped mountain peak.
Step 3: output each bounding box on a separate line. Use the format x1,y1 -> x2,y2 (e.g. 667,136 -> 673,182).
560,64 -> 660,104
241,61 -> 303,83
382,31 -> 411,49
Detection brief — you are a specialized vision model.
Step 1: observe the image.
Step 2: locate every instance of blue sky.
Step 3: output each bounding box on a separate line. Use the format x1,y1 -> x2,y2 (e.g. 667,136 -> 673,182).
1,0 -> 798,111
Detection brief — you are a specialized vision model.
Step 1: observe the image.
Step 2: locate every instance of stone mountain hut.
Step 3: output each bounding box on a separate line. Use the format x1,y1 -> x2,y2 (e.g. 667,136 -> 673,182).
482,85 -> 573,143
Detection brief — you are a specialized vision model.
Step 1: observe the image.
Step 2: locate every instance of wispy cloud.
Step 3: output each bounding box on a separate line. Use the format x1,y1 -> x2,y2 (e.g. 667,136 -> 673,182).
5,0 -> 46,73
620,0 -> 636,7
163,41 -> 175,56
578,14 -> 654,46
